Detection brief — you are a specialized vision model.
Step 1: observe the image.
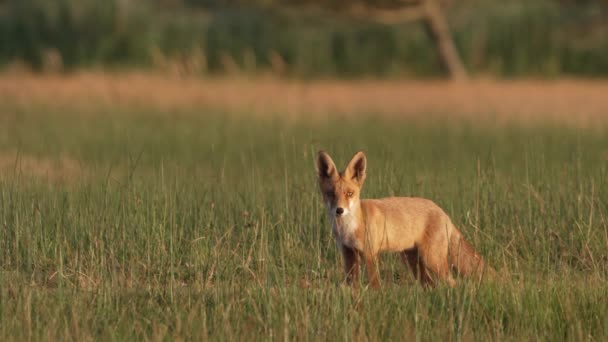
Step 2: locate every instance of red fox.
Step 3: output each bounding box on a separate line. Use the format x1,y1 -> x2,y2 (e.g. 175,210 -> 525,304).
316,151 -> 489,288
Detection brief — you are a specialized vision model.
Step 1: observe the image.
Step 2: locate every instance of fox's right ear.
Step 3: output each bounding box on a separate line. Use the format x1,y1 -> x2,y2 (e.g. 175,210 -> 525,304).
316,151 -> 338,181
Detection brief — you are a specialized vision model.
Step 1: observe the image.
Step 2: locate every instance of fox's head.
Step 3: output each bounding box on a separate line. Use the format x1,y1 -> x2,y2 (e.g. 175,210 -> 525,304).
316,151 -> 367,218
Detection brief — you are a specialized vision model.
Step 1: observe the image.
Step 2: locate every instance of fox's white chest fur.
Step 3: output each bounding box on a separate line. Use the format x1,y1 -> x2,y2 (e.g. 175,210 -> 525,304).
328,203 -> 362,250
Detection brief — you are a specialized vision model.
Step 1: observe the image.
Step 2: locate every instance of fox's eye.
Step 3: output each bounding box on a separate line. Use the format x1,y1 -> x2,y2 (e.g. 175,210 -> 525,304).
347,191 -> 354,197
326,192 -> 334,198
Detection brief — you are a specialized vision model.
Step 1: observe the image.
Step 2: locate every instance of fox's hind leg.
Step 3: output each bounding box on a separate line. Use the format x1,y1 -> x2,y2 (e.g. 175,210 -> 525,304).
401,249 -> 434,288
417,242 -> 457,287
417,214 -> 457,287
418,248 -> 456,287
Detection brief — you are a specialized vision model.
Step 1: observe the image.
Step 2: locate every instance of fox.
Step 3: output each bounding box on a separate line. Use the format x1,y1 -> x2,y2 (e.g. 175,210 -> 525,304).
316,150 -> 490,288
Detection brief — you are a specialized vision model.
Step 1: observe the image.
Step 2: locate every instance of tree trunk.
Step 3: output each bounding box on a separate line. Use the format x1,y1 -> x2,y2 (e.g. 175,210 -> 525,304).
422,0 -> 468,80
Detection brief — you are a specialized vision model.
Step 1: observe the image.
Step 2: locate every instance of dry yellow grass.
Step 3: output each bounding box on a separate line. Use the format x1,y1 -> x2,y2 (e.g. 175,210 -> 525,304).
0,151 -> 82,183
1,72 -> 608,126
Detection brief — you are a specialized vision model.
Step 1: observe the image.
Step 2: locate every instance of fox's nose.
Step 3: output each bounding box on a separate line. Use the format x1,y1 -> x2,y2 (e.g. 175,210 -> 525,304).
336,207 -> 344,215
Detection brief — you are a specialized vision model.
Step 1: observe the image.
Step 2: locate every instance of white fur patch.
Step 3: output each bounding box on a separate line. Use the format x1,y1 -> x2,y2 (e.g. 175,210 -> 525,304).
329,199 -> 361,250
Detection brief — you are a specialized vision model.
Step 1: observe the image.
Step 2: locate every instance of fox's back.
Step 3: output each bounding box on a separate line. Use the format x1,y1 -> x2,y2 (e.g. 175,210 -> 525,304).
360,197 -> 451,252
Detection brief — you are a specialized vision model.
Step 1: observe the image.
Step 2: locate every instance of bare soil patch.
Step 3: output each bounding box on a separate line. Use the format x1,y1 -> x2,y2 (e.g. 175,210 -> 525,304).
1,72 -> 608,126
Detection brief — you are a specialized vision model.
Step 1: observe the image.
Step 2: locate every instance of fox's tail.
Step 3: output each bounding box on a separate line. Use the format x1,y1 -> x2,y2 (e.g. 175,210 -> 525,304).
449,226 -> 495,280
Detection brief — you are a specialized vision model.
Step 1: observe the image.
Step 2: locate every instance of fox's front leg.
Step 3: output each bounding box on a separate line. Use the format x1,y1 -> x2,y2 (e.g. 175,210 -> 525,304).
364,254 -> 381,289
341,245 -> 360,286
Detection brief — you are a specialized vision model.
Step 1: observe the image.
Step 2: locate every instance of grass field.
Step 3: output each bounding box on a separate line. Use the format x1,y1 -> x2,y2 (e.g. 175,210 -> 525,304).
1,75 -> 607,340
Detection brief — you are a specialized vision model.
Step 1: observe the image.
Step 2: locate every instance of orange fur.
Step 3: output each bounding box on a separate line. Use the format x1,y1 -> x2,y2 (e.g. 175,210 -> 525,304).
316,150 -> 490,288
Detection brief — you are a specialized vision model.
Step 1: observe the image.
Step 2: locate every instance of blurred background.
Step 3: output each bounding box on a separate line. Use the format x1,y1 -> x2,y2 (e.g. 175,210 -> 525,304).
1,0 -> 607,78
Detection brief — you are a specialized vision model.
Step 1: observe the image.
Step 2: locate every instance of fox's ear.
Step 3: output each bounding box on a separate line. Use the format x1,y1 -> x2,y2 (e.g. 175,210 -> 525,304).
345,151 -> 366,185
316,151 -> 338,181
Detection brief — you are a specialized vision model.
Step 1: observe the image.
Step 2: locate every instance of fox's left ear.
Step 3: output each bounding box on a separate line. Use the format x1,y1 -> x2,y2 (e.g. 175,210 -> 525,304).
345,151 -> 366,185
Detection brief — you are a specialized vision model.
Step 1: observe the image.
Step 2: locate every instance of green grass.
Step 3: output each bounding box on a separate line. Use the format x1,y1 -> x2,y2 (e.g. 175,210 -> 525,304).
1,108 -> 607,340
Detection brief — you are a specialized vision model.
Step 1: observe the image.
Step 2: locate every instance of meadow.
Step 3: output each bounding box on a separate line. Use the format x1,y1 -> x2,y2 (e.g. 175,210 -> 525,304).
1,75 -> 607,340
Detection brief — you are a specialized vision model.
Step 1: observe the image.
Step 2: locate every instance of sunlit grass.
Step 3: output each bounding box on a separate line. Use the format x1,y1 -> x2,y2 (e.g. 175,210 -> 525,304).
1,109 -> 607,340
